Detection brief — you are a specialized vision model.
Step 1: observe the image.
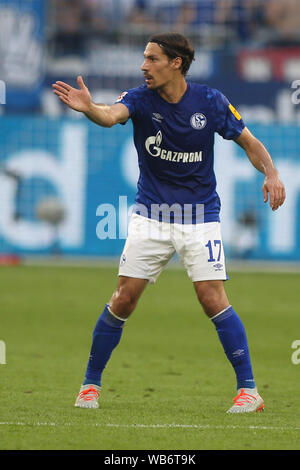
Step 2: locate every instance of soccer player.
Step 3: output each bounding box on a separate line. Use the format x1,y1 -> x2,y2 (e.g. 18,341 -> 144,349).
53,32 -> 285,413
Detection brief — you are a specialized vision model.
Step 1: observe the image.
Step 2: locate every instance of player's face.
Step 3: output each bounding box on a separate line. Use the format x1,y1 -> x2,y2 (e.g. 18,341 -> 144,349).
141,42 -> 177,89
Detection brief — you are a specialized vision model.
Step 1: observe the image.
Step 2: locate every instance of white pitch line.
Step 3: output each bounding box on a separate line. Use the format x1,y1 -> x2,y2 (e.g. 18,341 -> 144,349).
0,422 -> 300,432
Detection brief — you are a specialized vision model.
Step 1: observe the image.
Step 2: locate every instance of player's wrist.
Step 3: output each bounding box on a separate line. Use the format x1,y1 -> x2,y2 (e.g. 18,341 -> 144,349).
84,101 -> 96,115
264,166 -> 278,178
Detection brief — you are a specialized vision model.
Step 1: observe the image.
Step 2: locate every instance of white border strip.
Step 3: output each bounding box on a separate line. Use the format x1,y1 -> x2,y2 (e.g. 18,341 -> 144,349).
1,422 -> 300,431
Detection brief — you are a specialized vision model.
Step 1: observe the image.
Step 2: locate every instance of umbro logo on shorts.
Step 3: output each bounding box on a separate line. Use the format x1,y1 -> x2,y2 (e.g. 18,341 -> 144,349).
120,254 -> 126,266
213,263 -> 223,271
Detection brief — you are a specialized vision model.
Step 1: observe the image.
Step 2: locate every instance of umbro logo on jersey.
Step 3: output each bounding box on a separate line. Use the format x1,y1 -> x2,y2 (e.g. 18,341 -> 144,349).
190,113 -> 207,130
152,113 -> 164,123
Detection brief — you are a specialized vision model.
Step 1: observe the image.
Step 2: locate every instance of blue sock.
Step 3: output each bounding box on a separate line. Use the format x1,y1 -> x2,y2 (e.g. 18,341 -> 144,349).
83,304 -> 125,387
211,306 -> 256,390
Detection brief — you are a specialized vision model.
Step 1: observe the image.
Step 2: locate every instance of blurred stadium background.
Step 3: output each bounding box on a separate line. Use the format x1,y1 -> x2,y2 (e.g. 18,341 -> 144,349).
0,0 -> 300,265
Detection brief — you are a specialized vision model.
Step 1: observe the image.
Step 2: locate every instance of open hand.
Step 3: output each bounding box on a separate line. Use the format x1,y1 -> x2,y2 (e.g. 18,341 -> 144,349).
52,76 -> 92,113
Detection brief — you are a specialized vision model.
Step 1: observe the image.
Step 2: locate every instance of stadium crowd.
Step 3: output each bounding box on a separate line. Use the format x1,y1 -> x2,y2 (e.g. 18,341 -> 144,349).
49,0 -> 300,56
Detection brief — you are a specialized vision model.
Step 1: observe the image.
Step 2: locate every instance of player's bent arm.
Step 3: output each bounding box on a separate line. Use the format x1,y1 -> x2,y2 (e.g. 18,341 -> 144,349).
84,102 -> 130,128
234,127 -> 286,210
52,76 -> 130,127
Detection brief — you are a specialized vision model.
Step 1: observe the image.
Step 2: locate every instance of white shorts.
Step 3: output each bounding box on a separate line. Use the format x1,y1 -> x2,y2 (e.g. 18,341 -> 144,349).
118,213 -> 227,284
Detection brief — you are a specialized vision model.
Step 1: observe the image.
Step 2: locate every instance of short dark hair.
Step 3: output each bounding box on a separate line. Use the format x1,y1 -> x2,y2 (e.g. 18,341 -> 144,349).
148,32 -> 195,76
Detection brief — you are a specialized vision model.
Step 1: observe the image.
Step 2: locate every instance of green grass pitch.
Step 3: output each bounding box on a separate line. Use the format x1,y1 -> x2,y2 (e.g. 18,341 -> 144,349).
0,263 -> 300,450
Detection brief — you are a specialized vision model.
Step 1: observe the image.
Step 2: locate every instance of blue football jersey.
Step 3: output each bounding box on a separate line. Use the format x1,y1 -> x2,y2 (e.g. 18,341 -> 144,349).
116,82 -> 245,223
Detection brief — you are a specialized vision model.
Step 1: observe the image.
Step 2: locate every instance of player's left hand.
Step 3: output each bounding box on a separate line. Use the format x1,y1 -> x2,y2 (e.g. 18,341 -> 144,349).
262,171 -> 286,211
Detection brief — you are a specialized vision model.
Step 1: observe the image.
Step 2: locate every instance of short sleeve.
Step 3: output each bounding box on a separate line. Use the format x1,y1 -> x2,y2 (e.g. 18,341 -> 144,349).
114,89 -> 137,120
209,88 -> 245,140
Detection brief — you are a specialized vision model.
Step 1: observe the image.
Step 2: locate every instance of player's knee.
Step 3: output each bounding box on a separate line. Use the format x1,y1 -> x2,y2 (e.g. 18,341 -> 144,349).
195,283 -> 228,316
110,286 -> 138,318
197,290 -> 217,314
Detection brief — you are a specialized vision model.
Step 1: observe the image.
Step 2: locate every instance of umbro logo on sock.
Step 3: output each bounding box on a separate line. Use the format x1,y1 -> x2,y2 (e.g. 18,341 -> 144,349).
232,349 -> 245,358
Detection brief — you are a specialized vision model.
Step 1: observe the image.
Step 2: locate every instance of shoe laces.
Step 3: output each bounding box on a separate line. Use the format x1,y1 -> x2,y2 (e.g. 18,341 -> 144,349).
79,386 -> 99,401
233,388 -> 257,406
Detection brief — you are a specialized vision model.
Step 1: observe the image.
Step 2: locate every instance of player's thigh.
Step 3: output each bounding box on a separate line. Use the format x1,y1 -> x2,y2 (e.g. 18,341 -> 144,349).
118,213 -> 176,284
109,275 -> 148,318
174,221 -> 227,282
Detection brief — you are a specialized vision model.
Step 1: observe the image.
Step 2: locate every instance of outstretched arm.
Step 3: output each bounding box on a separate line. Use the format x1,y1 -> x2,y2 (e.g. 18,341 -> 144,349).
52,76 -> 130,127
235,127 -> 286,211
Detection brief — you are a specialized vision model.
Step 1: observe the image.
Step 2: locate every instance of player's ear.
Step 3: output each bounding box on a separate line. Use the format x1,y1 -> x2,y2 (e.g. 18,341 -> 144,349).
172,57 -> 182,72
